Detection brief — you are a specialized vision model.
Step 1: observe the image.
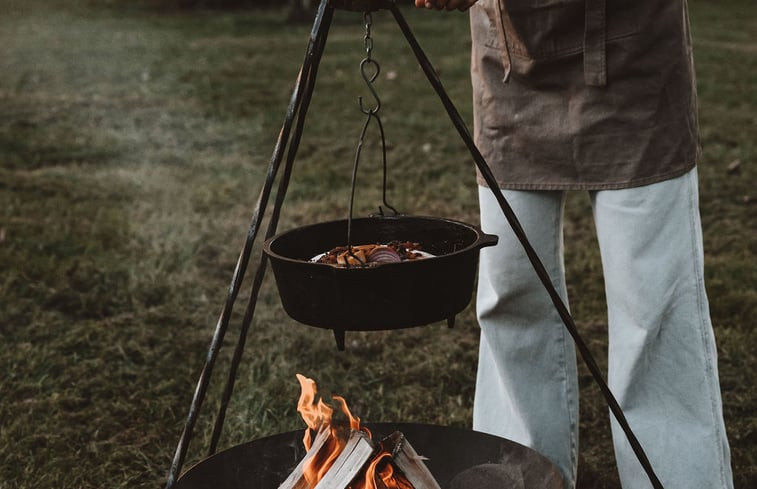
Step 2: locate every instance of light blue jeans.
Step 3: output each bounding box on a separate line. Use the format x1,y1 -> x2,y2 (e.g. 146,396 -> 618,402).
473,168 -> 733,489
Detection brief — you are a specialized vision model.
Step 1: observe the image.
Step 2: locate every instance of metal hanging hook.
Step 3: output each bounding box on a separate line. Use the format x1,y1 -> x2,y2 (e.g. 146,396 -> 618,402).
358,12 -> 381,115
346,10 -> 397,265
358,58 -> 382,115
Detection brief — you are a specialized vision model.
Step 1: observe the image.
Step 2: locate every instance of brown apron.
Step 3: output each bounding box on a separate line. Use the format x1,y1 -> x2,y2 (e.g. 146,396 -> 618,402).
470,0 -> 699,190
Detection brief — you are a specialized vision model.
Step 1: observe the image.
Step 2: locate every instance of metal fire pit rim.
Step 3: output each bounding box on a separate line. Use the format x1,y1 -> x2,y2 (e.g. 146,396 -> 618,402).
262,214 -> 497,268
176,422 -> 561,485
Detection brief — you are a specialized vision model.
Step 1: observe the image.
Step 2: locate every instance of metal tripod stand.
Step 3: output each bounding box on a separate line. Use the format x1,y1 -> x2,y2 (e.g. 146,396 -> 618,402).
165,1 -> 665,487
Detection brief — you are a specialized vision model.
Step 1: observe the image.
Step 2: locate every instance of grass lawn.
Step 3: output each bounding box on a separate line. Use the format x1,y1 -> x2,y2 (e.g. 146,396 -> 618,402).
0,0 -> 754,487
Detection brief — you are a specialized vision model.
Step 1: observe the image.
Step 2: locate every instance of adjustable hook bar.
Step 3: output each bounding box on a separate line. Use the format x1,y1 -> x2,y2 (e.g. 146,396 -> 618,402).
375,114 -> 398,216
346,115 -> 372,264
347,9 -> 397,258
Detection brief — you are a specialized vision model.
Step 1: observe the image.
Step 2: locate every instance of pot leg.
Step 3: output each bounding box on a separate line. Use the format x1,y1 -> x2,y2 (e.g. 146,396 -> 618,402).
333,329 -> 346,351
447,316 -> 456,329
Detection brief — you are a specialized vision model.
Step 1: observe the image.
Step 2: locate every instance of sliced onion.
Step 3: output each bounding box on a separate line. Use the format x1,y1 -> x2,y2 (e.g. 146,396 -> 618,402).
366,246 -> 401,263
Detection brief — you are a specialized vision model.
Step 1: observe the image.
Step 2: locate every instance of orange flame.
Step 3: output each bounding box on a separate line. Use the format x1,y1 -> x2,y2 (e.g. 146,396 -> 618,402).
294,375 -> 414,489
350,449 -> 414,489
377,461 -> 415,489
296,374 -> 334,450
332,395 -> 363,433
360,451 -> 391,489
296,374 -> 345,486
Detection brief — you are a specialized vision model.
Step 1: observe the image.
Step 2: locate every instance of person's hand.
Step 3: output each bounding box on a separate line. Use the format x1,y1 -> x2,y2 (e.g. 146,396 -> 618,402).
414,0 -> 479,12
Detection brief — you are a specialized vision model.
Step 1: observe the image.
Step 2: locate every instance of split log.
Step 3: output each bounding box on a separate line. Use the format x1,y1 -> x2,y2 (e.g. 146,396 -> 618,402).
278,429 -> 375,489
314,430 -> 374,489
279,429 -> 444,489
384,431 -> 441,489
277,428 -> 332,489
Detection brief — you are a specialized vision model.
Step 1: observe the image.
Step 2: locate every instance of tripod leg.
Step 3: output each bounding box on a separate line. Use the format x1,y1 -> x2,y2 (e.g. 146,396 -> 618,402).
388,5 -> 664,489
164,2 -> 335,487
333,330 -> 346,351
207,1 -> 335,456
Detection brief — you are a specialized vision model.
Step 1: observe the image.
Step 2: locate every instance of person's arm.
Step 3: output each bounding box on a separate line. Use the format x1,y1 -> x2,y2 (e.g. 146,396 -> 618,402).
414,0 -> 479,12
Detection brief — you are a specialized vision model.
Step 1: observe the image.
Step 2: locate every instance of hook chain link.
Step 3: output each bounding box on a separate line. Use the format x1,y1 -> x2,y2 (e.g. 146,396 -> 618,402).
364,12 -> 373,59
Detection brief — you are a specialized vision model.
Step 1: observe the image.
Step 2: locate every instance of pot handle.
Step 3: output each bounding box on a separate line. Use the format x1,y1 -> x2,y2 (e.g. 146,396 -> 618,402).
476,231 -> 499,249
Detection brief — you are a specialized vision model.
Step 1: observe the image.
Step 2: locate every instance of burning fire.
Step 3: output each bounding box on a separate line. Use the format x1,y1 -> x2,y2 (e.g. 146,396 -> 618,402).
359,452 -> 414,489
295,374 -> 414,489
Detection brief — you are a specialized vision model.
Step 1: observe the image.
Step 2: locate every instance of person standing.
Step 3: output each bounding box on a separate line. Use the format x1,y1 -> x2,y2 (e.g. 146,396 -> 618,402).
415,1 -> 734,488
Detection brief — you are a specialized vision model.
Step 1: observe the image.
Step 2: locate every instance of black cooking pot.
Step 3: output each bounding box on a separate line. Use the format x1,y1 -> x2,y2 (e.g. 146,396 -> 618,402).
263,215 -> 497,339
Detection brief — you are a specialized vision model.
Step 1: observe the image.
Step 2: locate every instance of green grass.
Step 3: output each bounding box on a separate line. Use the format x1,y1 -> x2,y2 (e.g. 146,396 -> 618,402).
0,1 -> 755,488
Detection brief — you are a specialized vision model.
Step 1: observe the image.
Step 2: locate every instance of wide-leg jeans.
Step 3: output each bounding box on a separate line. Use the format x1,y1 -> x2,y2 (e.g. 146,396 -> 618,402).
473,168 -> 733,489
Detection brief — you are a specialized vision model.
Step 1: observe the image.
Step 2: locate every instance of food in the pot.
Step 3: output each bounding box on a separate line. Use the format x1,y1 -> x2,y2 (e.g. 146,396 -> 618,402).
313,241 -> 429,267
367,245 -> 401,263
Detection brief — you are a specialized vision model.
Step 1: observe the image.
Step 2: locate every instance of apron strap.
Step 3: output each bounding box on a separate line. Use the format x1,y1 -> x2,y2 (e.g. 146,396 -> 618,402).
584,0 -> 607,86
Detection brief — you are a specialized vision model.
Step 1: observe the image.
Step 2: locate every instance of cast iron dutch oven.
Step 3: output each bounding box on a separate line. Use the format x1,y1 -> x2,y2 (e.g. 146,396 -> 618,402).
263,215 -> 497,332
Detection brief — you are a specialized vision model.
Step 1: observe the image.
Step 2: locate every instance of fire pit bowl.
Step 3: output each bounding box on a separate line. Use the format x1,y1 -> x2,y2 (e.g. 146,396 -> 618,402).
263,215 -> 497,333
174,423 -> 563,489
